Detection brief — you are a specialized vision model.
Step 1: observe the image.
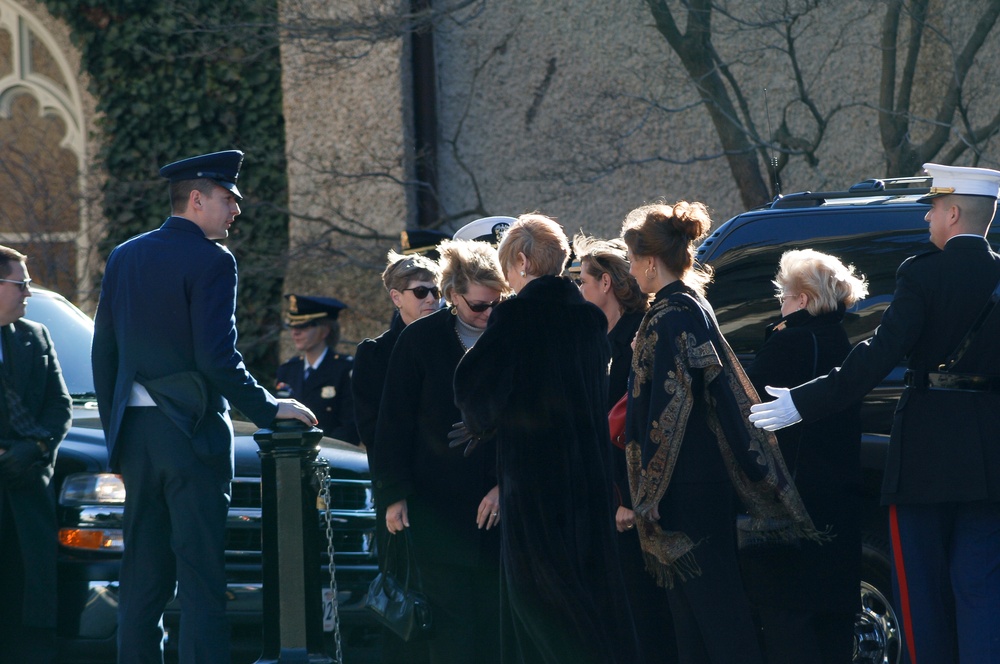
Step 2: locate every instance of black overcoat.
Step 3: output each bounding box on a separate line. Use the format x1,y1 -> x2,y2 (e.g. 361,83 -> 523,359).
454,276 -> 639,664
607,311 -> 643,411
276,350 -> 358,444
352,312 -> 405,458
743,308 -> 861,612
372,307 -> 499,568
0,319 -> 72,627
792,236 -> 1000,505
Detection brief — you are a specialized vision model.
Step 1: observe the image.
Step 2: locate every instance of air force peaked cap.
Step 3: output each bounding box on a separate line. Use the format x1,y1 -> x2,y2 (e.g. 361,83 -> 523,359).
452,216 -> 515,245
401,228 -> 451,258
285,294 -> 348,327
919,163 -> 1000,203
159,150 -> 245,200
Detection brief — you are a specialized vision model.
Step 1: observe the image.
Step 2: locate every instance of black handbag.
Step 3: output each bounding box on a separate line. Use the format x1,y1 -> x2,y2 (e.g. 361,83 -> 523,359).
364,528 -> 433,641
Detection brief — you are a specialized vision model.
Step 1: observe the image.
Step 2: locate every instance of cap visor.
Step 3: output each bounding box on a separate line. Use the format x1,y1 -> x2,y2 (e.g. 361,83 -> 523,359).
216,180 -> 243,200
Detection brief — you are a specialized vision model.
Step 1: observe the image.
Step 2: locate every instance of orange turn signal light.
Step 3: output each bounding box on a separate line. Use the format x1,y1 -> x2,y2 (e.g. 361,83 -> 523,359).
59,528 -> 124,551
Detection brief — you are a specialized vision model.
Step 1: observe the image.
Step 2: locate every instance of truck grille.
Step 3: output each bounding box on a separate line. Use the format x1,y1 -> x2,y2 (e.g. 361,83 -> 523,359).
225,477 -> 375,559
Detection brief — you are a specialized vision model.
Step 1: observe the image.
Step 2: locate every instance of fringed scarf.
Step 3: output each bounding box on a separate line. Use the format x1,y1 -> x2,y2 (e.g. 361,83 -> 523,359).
625,287 -> 827,589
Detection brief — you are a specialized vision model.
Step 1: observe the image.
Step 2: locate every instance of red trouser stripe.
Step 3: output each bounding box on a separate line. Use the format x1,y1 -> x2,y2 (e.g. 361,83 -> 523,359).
889,504 -> 918,664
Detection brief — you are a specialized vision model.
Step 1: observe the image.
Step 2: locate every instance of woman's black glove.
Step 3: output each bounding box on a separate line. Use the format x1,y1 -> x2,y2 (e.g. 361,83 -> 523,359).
448,421 -> 479,457
0,441 -> 44,485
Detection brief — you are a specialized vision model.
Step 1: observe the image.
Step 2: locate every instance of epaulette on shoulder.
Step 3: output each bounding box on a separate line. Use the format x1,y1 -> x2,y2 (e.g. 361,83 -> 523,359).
901,247 -> 941,268
911,247 -> 940,261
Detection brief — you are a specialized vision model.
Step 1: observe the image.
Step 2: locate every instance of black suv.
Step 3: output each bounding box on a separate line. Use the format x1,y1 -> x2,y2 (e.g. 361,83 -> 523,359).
696,176 -> 994,664
21,288 -> 378,663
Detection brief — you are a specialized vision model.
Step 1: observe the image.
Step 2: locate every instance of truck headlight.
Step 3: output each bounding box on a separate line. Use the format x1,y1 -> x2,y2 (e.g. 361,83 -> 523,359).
60,473 -> 126,506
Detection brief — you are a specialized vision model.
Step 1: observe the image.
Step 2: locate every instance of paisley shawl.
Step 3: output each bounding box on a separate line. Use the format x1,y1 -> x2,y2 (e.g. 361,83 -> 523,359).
625,286 -> 825,589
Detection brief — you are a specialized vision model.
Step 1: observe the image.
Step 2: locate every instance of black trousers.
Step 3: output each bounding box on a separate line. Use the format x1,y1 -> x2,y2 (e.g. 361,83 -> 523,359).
0,497 -> 58,664
116,407 -> 231,664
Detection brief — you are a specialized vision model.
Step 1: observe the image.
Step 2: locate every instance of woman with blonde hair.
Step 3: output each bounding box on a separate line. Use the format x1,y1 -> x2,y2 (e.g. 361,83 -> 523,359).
454,215 -> 640,663
373,239 -> 509,664
743,249 -> 868,663
621,202 -> 820,664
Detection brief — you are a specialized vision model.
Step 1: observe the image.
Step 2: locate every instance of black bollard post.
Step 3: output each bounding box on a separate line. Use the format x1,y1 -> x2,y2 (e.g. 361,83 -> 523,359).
254,420 -> 333,664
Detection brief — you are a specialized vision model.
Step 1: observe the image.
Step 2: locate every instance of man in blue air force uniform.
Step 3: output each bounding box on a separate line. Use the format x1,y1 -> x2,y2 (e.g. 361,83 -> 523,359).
750,163 -> 1000,664
276,294 -> 359,444
92,149 -> 316,663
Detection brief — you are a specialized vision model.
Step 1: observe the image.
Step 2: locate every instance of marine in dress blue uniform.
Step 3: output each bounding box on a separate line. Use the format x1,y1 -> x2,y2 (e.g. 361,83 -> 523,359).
276,295 -> 359,444
92,150 -> 315,663
750,163 -> 1000,664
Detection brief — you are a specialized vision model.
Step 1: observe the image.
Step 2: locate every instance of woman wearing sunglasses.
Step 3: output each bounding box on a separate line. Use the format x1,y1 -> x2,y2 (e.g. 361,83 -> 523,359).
453,215 -> 641,664
352,250 -> 441,663
373,238 -> 509,664
353,250 -> 442,456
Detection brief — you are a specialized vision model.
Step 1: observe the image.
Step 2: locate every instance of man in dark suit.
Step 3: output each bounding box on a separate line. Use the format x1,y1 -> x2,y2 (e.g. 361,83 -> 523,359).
276,294 -> 358,444
750,163 -> 1000,664
0,246 -> 72,664
92,149 -> 316,663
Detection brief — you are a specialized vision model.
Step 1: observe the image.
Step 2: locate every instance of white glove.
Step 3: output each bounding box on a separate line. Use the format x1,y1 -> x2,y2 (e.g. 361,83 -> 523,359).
748,386 -> 803,431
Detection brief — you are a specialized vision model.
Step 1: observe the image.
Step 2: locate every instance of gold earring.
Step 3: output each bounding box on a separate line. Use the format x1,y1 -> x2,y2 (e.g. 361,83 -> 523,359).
520,270 -> 526,278
449,304 -> 458,315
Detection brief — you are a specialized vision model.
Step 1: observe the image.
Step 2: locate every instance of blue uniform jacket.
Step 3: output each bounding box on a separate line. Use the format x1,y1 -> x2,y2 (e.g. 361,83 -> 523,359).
92,216 -> 278,473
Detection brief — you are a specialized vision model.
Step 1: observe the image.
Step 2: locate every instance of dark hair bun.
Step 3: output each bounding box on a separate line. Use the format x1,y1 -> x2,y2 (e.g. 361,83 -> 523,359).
671,201 -> 712,242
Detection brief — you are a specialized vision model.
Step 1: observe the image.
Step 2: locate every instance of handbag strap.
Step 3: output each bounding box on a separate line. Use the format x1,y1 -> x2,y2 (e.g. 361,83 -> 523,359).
387,528 -> 426,593
940,275 -> 1000,372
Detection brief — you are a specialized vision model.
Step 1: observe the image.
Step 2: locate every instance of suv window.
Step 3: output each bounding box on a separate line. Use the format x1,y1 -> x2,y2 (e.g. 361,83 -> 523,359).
700,203 -> 933,355
25,289 -> 96,397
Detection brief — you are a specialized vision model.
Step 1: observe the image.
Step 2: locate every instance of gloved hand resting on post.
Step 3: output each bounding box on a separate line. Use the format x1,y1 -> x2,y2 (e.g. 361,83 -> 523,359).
748,386 -> 803,431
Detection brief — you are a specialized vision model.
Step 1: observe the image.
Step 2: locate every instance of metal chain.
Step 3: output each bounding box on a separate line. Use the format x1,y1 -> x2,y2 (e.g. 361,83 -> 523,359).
314,459 -> 343,664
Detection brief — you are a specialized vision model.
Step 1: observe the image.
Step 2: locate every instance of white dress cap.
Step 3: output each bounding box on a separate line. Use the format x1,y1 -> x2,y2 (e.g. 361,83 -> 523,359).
920,163 -> 1000,202
452,216 -> 516,244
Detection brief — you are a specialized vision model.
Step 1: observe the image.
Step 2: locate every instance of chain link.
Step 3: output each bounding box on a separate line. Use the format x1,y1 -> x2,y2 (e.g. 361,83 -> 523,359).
314,459 -> 343,664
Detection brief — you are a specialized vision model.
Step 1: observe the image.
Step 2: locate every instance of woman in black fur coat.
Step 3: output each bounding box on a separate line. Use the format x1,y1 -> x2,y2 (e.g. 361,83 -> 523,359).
454,215 -> 640,664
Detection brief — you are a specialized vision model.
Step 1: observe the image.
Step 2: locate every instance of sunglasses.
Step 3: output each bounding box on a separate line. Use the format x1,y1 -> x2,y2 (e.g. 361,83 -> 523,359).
0,278 -> 31,293
403,286 -> 441,300
460,294 -> 501,313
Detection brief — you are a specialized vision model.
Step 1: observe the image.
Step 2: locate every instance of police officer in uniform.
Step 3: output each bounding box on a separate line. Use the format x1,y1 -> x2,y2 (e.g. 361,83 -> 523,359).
277,295 -> 359,444
751,163 -> 1000,664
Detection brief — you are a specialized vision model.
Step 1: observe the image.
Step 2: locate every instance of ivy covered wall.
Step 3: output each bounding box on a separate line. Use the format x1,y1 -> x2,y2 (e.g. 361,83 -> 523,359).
42,0 -> 289,383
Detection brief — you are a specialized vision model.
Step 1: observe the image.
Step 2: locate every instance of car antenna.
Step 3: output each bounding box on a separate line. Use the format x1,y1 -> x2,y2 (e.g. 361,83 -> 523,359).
764,88 -> 780,201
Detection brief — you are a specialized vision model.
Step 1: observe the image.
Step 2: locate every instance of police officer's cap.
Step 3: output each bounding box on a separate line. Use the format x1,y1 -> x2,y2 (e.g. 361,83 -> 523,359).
285,294 -> 348,328
159,150 -> 245,200
452,216 -> 516,245
919,163 -> 1000,203
401,228 -> 451,259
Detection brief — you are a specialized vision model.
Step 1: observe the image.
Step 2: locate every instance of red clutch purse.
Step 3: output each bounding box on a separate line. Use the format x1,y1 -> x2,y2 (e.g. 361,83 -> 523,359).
608,393 -> 628,450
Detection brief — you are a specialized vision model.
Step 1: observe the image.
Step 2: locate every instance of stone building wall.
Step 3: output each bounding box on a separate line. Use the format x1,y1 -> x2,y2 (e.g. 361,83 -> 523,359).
282,0 -> 1000,350
278,0 -> 415,354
